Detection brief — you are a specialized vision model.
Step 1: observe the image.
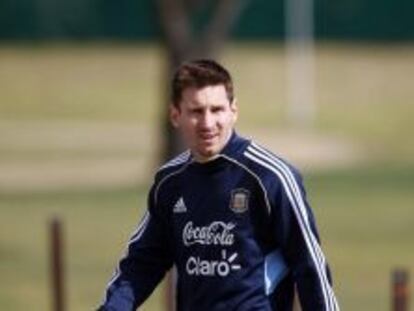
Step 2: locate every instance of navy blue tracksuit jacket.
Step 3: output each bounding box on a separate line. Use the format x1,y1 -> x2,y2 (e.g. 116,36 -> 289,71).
98,132 -> 339,311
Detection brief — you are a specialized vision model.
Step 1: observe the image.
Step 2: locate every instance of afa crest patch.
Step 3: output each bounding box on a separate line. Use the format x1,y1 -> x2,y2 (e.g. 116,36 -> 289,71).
230,188 -> 250,213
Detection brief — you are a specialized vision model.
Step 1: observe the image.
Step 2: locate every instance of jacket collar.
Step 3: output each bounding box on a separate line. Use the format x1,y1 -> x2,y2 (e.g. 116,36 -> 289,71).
189,130 -> 250,164
219,130 -> 249,158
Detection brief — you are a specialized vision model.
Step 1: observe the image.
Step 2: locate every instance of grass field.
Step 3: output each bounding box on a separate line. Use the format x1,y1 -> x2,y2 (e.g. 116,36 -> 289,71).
0,43 -> 413,310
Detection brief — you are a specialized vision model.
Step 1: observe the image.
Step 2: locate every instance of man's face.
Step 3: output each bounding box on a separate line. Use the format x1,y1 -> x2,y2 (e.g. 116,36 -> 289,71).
170,84 -> 238,162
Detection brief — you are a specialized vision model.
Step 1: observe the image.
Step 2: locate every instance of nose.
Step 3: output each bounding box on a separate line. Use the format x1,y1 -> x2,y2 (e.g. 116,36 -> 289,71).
200,110 -> 214,129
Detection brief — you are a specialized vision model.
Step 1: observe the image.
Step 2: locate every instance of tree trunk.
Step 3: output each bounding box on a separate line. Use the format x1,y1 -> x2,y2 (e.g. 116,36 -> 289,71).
156,0 -> 248,161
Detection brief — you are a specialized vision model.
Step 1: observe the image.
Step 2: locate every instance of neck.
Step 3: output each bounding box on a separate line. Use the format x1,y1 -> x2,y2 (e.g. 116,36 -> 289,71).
194,153 -> 220,163
193,130 -> 234,163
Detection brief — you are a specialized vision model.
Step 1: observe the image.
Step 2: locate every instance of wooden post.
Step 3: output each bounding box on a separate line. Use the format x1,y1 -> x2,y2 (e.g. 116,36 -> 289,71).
50,217 -> 66,311
165,268 -> 176,311
392,269 -> 409,311
293,284 -> 301,311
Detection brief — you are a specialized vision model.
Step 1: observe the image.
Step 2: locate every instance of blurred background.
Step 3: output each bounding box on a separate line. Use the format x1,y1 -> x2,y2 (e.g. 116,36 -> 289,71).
0,0 -> 413,310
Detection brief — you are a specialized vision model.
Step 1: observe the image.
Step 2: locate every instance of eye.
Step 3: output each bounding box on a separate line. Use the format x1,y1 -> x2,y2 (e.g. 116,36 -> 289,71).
211,106 -> 224,113
190,108 -> 203,115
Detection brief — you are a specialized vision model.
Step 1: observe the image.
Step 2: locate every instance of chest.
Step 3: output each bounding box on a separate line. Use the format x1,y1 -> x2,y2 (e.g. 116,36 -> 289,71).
161,167 -> 272,252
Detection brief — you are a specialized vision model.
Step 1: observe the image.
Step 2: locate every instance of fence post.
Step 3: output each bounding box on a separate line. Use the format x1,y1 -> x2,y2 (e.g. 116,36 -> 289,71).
293,284 -> 301,311
50,217 -> 66,311
392,268 -> 409,311
165,268 -> 176,311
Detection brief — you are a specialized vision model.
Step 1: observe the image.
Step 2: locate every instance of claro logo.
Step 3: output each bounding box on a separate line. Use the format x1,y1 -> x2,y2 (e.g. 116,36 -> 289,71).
186,250 -> 241,277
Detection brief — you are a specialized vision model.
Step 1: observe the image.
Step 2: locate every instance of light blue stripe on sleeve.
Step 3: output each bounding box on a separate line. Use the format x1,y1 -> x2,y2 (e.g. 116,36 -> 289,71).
264,249 -> 289,295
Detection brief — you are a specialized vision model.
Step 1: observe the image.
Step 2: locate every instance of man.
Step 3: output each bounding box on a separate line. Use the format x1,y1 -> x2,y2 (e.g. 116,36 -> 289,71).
97,59 -> 339,310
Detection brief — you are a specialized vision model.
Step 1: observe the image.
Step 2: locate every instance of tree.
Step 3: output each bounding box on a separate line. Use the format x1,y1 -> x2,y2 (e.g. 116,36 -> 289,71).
155,0 -> 248,161
155,2 -> 248,309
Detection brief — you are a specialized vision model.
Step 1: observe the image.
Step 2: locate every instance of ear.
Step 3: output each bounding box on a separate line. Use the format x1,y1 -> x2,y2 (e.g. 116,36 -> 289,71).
230,98 -> 238,122
170,104 -> 181,128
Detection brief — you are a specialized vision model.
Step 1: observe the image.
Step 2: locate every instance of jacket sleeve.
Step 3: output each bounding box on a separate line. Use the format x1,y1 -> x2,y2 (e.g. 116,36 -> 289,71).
97,184 -> 173,311
272,166 -> 339,311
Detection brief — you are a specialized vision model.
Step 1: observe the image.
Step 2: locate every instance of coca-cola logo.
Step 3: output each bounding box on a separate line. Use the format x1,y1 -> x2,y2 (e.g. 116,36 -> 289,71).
183,221 -> 235,246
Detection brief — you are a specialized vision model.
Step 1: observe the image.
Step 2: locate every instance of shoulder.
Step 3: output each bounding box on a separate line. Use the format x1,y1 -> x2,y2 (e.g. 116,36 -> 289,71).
157,149 -> 191,172
150,150 -> 192,200
240,141 -> 303,189
154,150 -> 192,182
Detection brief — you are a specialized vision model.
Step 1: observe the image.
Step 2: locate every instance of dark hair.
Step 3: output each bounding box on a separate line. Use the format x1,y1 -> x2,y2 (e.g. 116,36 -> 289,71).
172,59 -> 234,106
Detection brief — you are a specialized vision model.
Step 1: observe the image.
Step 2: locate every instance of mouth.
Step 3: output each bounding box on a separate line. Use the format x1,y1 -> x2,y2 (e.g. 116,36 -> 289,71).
199,133 -> 218,143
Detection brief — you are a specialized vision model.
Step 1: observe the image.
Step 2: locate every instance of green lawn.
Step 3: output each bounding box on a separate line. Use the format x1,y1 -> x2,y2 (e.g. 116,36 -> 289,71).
0,186 -> 165,311
1,167 -> 413,310
307,166 -> 414,310
0,43 -> 413,310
